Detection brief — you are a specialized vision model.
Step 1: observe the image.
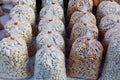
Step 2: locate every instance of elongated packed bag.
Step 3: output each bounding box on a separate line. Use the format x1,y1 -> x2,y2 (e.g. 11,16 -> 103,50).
96,0 -> 120,24
100,35 -> 120,80
9,5 -> 36,36
36,30 -> 65,53
34,45 -> 66,80
5,19 -> 36,57
40,1 -> 64,22
0,36 -> 31,79
67,37 -> 103,80
67,0 -> 93,23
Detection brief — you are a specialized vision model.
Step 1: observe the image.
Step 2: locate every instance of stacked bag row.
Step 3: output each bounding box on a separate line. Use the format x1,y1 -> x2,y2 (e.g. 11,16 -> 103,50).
34,0 -> 66,80
0,0 -> 36,79
66,0 -> 103,80
96,0 -> 120,80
